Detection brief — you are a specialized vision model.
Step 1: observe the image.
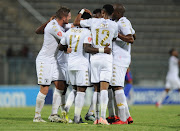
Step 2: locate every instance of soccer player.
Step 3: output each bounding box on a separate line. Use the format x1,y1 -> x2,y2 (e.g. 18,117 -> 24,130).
108,3 -> 135,124
33,7 -> 71,122
74,4 -> 118,125
84,8 -> 103,122
156,48 -> 180,107
59,11 -> 111,124
35,8 -> 74,123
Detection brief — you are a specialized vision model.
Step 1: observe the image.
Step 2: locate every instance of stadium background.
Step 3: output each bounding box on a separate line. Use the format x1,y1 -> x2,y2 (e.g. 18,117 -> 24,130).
0,0 -> 180,107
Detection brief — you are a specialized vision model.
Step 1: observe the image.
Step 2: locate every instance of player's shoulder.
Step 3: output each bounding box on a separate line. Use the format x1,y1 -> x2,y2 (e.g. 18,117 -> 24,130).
81,27 -> 91,33
117,17 -> 131,26
108,19 -> 118,29
111,20 -> 118,27
170,56 -> 178,61
46,19 -> 59,31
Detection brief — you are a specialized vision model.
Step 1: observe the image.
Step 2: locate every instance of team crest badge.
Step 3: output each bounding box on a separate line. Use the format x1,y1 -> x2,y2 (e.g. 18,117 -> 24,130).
57,31 -> 62,36
88,37 -> 92,42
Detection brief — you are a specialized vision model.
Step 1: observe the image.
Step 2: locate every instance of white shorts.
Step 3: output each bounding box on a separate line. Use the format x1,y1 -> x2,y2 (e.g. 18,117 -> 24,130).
68,70 -> 90,86
58,63 -> 69,84
36,62 -> 59,85
91,58 -> 112,83
165,77 -> 180,89
110,64 -> 128,87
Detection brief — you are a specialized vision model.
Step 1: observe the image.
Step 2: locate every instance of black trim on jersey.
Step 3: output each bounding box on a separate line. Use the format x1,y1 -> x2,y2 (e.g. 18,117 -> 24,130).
37,84 -> 51,86
99,81 -> 110,83
111,86 -> 124,88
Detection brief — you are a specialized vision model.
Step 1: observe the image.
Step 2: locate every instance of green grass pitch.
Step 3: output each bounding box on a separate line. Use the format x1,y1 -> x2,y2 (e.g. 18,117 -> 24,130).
0,105 -> 180,130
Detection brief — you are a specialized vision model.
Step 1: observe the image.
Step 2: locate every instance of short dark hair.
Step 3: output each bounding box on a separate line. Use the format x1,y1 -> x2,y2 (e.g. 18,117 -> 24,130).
169,48 -> 175,55
78,10 -> 92,19
102,4 -> 114,15
114,4 -> 125,15
93,9 -> 101,14
81,12 -> 92,19
56,6 -> 70,19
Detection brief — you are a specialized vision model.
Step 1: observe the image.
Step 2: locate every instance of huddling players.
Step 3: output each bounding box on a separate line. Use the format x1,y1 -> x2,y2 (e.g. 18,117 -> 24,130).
33,3 -> 136,125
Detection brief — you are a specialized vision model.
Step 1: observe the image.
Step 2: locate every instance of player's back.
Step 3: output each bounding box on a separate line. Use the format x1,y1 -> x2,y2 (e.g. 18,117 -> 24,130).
167,56 -> 179,79
65,27 -> 92,70
90,18 -> 118,59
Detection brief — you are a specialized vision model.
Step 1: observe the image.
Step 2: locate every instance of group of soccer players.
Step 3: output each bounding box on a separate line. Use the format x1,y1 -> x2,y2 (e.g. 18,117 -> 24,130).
33,3 -> 136,125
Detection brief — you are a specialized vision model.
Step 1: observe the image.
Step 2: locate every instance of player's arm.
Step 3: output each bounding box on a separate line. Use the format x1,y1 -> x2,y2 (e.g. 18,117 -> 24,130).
73,9 -> 92,26
83,44 -> 111,54
59,44 -> 72,53
118,20 -> 135,43
59,44 -> 68,51
35,15 -> 56,34
118,33 -> 134,43
133,34 -> 136,40
58,35 -> 72,53
132,28 -> 136,40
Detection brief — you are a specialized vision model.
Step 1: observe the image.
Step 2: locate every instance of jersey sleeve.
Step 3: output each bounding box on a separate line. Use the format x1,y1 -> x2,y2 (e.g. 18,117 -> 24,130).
131,28 -> 135,35
118,20 -> 132,36
49,25 -> 66,40
60,36 -> 66,45
83,30 -> 92,44
80,19 -> 92,28
114,23 -> 118,38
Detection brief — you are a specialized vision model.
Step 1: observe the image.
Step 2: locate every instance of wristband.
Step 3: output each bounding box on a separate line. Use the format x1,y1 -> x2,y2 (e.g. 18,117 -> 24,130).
99,48 -> 104,53
79,9 -> 85,14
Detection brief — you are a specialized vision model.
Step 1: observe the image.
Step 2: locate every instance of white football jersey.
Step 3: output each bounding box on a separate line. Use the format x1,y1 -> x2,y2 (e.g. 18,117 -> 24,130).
61,27 -> 92,70
36,19 -> 66,63
166,56 -> 179,79
113,17 -> 135,67
56,23 -> 71,64
80,18 -> 118,60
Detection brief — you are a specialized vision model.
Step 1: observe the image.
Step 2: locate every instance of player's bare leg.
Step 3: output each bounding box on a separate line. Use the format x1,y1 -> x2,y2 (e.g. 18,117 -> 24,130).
74,87 -> 88,124
33,85 -> 49,122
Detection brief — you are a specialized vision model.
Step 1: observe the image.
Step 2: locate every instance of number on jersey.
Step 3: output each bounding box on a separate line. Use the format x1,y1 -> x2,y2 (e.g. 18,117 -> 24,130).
96,29 -> 109,46
69,35 -> 80,52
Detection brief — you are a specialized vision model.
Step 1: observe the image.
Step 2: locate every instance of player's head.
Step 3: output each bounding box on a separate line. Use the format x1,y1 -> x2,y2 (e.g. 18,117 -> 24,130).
112,3 -> 126,20
56,6 -> 71,24
93,9 -> 102,18
78,10 -> 92,20
169,48 -> 178,57
101,4 -> 114,17
81,12 -> 92,19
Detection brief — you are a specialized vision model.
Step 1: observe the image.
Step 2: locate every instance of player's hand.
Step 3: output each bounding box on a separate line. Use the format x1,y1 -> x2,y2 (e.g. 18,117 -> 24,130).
50,15 -> 56,21
84,9 -> 92,16
67,48 -> 72,54
104,46 -> 111,54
